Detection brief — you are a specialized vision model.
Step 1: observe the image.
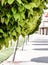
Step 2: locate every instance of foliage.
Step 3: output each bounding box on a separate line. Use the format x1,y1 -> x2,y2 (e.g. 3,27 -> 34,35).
0,0 -> 47,49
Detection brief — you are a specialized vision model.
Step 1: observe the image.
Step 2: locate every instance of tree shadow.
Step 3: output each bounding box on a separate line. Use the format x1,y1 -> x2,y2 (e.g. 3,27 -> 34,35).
31,56 -> 48,63
33,48 -> 48,51
7,61 -> 30,64
32,44 -> 48,45
31,41 -> 48,43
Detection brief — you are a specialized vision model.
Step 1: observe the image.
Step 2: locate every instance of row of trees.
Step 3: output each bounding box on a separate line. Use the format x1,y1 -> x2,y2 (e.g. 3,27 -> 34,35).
0,0 -> 48,61
0,0 -> 48,49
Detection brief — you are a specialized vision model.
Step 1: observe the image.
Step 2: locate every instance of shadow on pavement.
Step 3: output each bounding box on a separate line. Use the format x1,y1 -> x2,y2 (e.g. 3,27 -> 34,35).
31,56 -> 48,63
30,41 -> 48,43
33,48 -> 48,51
32,44 -> 48,45
7,61 -> 30,64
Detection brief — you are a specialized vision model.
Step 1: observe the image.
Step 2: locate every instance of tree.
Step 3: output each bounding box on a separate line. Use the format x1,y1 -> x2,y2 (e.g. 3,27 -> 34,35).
0,0 -> 48,61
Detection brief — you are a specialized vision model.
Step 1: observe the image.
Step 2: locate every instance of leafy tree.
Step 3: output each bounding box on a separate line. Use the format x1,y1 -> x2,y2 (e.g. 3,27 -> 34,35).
0,0 -> 48,49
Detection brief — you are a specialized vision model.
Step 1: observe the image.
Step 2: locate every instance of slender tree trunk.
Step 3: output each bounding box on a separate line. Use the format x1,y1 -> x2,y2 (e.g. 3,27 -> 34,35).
12,37 -> 19,62
26,36 -> 28,45
28,35 -> 29,42
22,38 -> 25,51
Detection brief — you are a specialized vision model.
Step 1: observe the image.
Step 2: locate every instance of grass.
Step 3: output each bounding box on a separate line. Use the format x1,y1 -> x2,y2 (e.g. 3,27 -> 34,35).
0,47 -> 14,63
0,37 -> 24,63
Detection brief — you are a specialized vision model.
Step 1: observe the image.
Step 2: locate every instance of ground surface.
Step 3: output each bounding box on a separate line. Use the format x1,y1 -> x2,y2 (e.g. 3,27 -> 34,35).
1,34 -> 48,65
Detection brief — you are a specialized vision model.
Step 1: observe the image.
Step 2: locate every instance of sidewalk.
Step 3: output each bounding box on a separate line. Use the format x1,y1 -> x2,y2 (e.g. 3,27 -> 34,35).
1,34 -> 48,65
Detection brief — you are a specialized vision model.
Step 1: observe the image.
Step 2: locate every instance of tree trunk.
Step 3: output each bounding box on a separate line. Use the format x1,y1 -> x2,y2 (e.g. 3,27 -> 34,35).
28,35 -> 29,42
26,36 -> 28,45
22,38 -> 25,51
12,38 -> 19,62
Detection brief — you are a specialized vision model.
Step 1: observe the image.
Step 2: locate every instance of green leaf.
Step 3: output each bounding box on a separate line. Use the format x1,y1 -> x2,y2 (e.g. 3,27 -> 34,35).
8,0 -> 14,4
5,38 -> 9,47
1,17 -> 5,23
19,20 -> 25,27
20,12 -> 25,19
16,26 -> 21,34
13,13 -> 20,21
32,0 -> 41,6
21,29 -> 26,37
6,13 -> 11,18
24,3 -> 37,9
0,29 -> 4,33
18,5 -> 25,12
16,0 -> 22,4
3,33 -> 8,37
12,31 -> 16,36
5,18 -> 10,25
1,0 -> 5,6
11,7 -> 17,14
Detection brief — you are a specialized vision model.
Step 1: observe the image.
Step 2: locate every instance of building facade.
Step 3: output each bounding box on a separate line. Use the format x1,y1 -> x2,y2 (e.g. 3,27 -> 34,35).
39,9 -> 48,35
